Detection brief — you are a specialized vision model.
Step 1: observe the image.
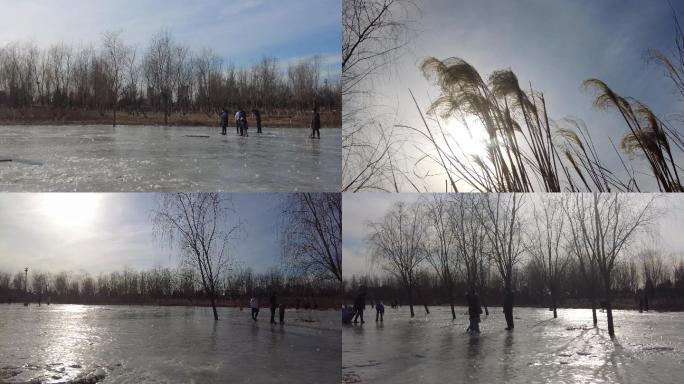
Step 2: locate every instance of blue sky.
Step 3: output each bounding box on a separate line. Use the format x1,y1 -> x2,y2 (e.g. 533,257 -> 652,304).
0,0 -> 341,75
0,193 -> 288,275
366,0 -> 684,191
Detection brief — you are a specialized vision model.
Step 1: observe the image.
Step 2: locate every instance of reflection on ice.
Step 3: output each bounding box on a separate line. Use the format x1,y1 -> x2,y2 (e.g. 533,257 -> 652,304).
342,306 -> 684,383
0,126 -> 341,191
0,304 -> 340,383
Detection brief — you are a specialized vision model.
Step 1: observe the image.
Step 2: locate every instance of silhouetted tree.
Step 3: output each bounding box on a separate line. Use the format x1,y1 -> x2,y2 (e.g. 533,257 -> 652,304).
153,193 -> 240,320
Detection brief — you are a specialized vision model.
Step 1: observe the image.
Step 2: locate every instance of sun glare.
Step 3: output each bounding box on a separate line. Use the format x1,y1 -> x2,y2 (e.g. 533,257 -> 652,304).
426,117 -> 490,191
36,193 -> 104,228
444,117 -> 489,158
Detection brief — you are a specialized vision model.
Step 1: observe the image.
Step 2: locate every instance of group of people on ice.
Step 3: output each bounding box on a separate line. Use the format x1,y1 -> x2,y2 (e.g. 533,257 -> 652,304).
466,288 -> 514,334
342,290 -> 385,324
343,287 -> 516,334
249,292 -> 285,324
247,293 -> 322,324
249,293 -> 286,324
219,107 -> 322,138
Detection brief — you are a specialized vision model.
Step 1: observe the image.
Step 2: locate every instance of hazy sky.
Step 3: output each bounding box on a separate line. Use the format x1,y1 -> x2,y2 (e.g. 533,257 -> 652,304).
366,0 -> 684,191
0,0 -> 341,75
342,193 -> 684,278
0,193 -> 287,275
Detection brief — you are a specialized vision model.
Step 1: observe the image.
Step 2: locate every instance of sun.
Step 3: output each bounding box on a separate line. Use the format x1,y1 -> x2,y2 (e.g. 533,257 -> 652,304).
35,193 -> 104,228
425,116 -> 490,191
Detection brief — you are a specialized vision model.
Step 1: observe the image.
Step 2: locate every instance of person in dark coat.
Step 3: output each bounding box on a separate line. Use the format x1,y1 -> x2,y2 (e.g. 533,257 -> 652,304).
375,301 -> 385,322
310,107 -> 321,139
503,289 -> 514,330
220,108 -> 228,135
252,109 -> 262,134
270,292 -> 278,324
352,291 -> 366,324
279,303 -> 286,324
466,289 -> 482,333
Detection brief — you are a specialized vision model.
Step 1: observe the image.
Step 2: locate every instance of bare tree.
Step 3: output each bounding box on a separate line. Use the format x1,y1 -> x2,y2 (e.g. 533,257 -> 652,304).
342,0 -> 413,95
527,195 -> 569,318
480,194 -> 525,292
567,193 -> 655,336
342,0 -> 416,192
152,193 -> 240,320
640,248 -> 666,299
144,31 -> 177,126
450,194 -> 491,315
564,194 -> 601,326
281,193 -> 342,283
423,194 -> 458,319
368,201 -> 428,317
101,30 -> 132,126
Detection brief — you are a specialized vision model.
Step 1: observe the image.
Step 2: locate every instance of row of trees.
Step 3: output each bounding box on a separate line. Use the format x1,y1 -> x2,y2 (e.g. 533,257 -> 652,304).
151,192 -> 342,321
0,265 -> 338,304
0,30 -> 340,125
346,247 -> 684,308
0,192 -> 343,323
361,194 -> 660,336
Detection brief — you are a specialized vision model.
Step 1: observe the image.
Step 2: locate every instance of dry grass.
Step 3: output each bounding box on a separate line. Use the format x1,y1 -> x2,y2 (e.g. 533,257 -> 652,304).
0,107 -> 341,128
410,56 -> 682,192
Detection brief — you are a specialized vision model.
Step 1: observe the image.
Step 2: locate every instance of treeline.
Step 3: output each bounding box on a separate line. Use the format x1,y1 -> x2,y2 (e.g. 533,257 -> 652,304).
0,30 -> 341,125
0,265 -> 339,308
344,252 -> 684,311
350,194 -> 681,335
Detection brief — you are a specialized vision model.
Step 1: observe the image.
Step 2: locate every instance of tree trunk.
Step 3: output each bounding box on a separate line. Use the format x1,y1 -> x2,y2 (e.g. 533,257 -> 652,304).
481,291 -> 489,316
551,289 -> 558,319
416,286 -> 429,314
407,287 -> 415,317
113,104 -> 117,127
209,291 -> 219,321
604,276 -> 614,336
449,290 -> 456,320
164,95 -> 169,126
606,299 -> 614,336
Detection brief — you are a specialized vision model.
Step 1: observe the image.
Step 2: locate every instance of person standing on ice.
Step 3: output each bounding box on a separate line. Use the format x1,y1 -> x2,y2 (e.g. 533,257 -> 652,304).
279,302 -> 286,324
310,107 -> 321,139
352,291 -> 366,324
466,289 -> 482,333
270,292 -> 278,324
249,296 -> 259,321
252,109 -> 262,134
240,110 -> 249,137
375,301 -> 385,322
220,108 -> 229,135
235,108 -> 249,136
235,109 -> 241,135
503,289 -> 514,330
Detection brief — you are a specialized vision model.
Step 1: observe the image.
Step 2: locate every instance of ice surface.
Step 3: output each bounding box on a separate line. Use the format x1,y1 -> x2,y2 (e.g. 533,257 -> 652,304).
0,304 -> 341,383
0,126 -> 340,191
342,306 -> 684,383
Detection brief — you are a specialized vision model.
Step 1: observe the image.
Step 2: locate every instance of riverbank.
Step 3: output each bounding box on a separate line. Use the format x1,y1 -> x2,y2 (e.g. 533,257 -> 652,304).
1,296 -> 341,310
0,107 -> 341,128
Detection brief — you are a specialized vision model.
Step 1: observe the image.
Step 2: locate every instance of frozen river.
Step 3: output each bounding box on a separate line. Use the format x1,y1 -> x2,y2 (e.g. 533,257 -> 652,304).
343,306 -> 684,384
0,125 -> 340,191
0,304 -> 341,383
